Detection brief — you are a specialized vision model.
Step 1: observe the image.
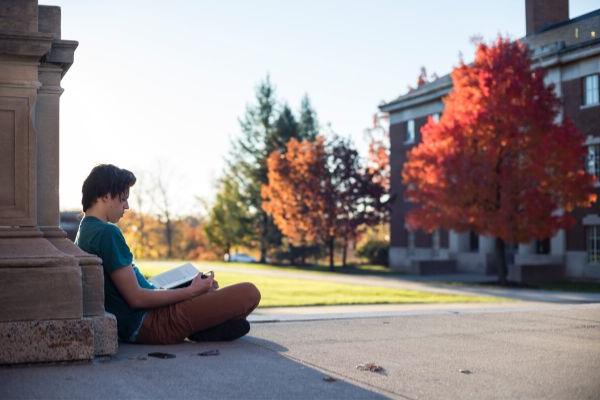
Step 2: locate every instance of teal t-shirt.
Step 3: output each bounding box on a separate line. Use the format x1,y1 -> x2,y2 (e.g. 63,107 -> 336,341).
75,216 -> 155,341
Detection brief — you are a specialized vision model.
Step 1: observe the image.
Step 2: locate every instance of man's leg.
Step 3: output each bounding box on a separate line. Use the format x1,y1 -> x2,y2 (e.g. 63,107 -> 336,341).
136,282 -> 261,344
188,319 -> 250,342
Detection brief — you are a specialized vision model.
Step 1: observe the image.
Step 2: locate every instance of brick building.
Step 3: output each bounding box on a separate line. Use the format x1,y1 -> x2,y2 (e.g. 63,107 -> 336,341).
379,0 -> 600,281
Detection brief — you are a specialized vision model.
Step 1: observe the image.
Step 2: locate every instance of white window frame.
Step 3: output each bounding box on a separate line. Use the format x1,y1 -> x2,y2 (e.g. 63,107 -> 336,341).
405,119 -> 415,144
583,74 -> 599,106
587,144 -> 600,178
432,113 -> 440,122
587,225 -> 600,265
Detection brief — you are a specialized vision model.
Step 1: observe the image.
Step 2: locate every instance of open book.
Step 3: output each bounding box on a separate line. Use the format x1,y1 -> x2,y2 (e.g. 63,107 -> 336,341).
149,262 -> 201,289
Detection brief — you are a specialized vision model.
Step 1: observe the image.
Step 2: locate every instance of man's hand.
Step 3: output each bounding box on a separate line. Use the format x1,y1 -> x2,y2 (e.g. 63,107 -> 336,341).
188,273 -> 214,297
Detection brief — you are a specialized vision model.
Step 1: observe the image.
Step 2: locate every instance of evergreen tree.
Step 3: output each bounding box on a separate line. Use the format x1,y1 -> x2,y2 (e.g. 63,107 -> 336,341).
298,94 -> 319,141
204,175 -> 253,258
228,75 -> 280,263
269,103 -> 299,151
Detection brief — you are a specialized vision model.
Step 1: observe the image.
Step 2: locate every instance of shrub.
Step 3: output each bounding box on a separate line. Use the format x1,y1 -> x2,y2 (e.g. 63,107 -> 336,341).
357,240 -> 389,266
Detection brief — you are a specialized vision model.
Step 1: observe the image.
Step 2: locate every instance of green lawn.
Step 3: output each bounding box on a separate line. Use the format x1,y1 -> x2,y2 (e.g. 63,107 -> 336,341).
137,259 -> 402,277
136,260 -> 507,308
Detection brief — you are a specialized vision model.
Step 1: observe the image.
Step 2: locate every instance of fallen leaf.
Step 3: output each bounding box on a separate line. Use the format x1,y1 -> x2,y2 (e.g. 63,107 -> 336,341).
198,349 -> 220,357
148,352 -> 176,359
356,363 -> 385,374
459,369 -> 472,374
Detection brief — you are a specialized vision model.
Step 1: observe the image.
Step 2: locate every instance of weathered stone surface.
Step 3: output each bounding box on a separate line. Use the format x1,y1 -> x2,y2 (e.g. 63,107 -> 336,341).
89,313 -> 118,356
81,264 -> 105,317
0,0 -> 38,34
0,266 -> 83,322
38,5 -> 60,39
0,318 -> 93,364
0,229 -> 78,268
45,230 -> 106,317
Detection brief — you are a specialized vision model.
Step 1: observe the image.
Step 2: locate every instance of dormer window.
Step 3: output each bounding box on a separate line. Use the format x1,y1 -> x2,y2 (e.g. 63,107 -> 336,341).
583,74 -> 599,106
405,119 -> 415,144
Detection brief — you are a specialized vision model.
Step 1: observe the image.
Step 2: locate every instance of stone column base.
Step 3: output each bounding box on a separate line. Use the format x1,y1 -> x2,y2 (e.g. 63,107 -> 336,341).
90,313 -> 118,356
0,318 -> 94,364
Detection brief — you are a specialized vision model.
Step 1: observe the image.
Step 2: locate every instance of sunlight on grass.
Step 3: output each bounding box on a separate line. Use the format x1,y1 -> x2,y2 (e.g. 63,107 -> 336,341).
136,260 -> 507,308
136,259 -> 400,277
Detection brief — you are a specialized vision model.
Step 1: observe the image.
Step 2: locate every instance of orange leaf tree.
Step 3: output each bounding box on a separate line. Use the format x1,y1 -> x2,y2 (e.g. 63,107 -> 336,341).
402,37 -> 596,283
262,136 -> 387,270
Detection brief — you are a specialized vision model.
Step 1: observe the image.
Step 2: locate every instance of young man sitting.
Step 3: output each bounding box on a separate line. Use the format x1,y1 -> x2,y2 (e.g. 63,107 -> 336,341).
75,164 -> 260,344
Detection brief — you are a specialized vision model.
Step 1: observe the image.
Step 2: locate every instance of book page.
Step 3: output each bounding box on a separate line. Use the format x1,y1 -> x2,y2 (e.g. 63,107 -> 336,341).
149,263 -> 200,289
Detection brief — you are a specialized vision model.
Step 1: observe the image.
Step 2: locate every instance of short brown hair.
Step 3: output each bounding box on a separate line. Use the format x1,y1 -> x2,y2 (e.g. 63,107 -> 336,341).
81,164 -> 136,211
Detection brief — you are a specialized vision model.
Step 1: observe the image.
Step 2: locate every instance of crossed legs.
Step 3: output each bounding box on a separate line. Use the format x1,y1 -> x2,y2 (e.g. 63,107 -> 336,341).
136,282 -> 261,345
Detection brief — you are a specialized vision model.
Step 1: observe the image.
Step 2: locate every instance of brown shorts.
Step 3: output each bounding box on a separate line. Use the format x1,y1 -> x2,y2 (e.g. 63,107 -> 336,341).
135,282 -> 261,345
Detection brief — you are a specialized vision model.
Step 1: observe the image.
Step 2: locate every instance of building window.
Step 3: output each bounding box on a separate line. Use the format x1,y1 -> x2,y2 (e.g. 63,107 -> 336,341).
587,144 -> 600,178
535,238 -> 550,255
587,225 -> 600,264
469,231 -> 479,252
405,119 -> 415,144
583,74 -> 599,106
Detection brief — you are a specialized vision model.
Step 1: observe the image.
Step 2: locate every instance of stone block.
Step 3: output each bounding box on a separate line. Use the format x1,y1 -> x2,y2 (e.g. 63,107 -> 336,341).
0,318 -> 93,364
513,264 -> 566,284
0,266 -> 82,322
47,233 -> 105,317
89,313 -> 118,356
38,5 -> 60,39
412,259 -> 456,275
81,264 -> 105,317
0,0 -> 38,33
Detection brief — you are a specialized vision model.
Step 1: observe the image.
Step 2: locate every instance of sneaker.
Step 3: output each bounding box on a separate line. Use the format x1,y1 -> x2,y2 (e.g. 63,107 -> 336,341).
188,319 -> 250,342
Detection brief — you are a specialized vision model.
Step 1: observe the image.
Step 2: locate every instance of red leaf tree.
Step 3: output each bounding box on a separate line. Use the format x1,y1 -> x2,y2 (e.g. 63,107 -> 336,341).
402,37 -> 597,283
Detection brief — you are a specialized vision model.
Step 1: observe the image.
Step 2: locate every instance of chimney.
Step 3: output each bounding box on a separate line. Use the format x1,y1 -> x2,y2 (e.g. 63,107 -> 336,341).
526,0 -> 569,36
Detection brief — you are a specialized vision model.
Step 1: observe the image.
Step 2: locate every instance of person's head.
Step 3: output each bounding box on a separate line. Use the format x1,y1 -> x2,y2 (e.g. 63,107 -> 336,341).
81,164 -> 136,223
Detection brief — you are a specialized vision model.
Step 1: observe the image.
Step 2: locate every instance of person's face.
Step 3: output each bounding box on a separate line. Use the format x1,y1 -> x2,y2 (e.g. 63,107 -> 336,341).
105,190 -> 129,223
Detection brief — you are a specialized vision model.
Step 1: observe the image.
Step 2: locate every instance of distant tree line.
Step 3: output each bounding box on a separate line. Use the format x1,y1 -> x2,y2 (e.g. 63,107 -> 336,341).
204,75 -> 390,269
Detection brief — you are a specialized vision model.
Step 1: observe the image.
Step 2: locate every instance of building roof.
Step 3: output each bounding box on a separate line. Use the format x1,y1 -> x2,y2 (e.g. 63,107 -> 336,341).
379,7 -> 600,114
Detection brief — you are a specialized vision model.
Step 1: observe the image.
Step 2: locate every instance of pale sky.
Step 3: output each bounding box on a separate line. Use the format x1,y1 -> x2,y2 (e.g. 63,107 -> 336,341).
43,0 -> 599,215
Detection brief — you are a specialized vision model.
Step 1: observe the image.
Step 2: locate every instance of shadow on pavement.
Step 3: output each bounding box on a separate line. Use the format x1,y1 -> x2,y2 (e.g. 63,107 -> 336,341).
0,336 -> 388,400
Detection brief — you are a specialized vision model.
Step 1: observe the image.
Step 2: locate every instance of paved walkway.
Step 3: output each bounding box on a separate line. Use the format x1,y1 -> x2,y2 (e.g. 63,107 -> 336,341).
2,303 -> 599,399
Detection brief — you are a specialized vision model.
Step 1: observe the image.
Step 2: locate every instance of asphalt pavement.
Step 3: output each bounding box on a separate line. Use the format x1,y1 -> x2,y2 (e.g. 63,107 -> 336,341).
2,302 -> 599,400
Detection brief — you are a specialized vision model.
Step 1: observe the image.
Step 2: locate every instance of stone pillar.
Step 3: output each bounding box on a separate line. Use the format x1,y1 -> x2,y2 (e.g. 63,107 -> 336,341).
35,5 -> 117,357
0,0 -> 92,364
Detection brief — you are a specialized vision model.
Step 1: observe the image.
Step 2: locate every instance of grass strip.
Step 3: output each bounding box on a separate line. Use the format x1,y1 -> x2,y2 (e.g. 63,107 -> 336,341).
137,261 -> 507,308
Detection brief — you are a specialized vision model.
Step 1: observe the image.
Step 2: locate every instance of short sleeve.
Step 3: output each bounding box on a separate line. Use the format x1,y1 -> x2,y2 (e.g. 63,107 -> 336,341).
99,224 -> 133,272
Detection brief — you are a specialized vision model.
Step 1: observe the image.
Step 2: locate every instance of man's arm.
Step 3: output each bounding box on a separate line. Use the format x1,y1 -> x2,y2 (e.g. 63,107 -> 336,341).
110,265 -> 213,309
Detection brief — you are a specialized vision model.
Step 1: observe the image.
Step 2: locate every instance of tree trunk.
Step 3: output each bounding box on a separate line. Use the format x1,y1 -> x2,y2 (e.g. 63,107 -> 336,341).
328,237 -> 335,272
342,237 -> 348,268
259,212 -> 267,263
495,237 -> 508,285
165,217 -> 173,259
